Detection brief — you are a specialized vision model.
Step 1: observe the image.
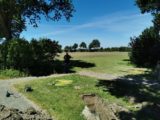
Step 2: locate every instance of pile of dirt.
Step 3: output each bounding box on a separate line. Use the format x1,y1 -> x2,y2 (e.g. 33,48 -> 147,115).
0,105 -> 52,120
82,94 -> 130,120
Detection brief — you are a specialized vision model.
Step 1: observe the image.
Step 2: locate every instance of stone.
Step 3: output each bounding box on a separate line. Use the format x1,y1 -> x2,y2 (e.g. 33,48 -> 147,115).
6,91 -> 13,97
128,96 -> 136,104
82,94 -> 128,120
25,107 -> 37,115
24,85 -> 33,92
0,105 -> 53,120
0,105 -> 5,111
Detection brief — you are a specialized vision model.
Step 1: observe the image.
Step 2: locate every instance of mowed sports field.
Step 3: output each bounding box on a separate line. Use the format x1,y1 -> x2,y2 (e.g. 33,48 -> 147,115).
15,52 -> 152,120
58,52 -> 147,75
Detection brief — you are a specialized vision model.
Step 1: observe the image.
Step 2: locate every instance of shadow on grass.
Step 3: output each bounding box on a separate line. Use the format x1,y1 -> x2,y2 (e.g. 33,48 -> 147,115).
96,73 -> 160,120
54,60 -> 95,73
123,59 -> 130,62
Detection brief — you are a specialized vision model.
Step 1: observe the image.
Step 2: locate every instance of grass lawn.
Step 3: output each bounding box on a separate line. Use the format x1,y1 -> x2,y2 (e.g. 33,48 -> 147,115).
14,52 -> 158,120
57,52 -> 147,75
15,75 -> 132,120
15,74 -> 159,120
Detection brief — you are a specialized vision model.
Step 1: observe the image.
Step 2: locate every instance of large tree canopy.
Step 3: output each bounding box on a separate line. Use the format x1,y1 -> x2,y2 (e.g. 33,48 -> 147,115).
89,39 -> 101,50
136,0 -> 160,31
130,27 -> 159,67
0,0 -> 74,39
136,0 -> 160,14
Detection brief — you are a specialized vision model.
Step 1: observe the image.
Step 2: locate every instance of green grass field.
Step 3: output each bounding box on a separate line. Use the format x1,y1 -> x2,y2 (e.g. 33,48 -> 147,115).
57,52 -> 147,75
15,74 -> 159,120
15,75 -> 132,120
15,52 -> 158,120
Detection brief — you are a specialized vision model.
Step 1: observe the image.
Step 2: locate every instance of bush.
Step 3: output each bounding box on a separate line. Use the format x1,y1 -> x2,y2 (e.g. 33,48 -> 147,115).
0,69 -> 27,79
6,38 -> 32,71
0,38 -> 62,76
129,27 -> 160,67
29,38 -> 62,76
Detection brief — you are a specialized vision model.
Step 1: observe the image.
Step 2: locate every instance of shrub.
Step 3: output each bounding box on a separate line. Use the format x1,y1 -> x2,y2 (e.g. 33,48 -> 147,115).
6,38 -> 32,71
129,27 -> 160,67
0,38 -> 62,76
0,69 -> 27,79
29,38 -> 62,76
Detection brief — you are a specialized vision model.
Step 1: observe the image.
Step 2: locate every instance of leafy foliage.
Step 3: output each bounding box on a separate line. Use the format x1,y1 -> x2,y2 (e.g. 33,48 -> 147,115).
64,45 -> 72,52
0,69 -> 26,79
129,27 -> 160,67
29,38 -> 61,76
0,0 -> 74,39
136,0 -> 160,31
89,39 -> 101,51
72,43 -> 78,52
79,42 -> 87,48
0,38 -> 61,76
79,42 -> 87,51
6,38 -> 32,71
136,0 -> 160,14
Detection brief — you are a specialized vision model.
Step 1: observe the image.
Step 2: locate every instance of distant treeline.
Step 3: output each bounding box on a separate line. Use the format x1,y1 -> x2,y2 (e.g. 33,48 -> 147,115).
64,46 -> 131,52
64,40 -> 131,52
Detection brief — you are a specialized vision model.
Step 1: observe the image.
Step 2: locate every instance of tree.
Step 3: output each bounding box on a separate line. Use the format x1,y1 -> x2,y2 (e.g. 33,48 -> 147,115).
64,46 -> 72,52
29,38 -> 61,76
89,39 -> 101,51
0,0 -> 74,40
136,0 -> 160,32
5,38 -> 32,71
79,42 -> 87,49
72,43 -> 78,51
129,27 -> 159,67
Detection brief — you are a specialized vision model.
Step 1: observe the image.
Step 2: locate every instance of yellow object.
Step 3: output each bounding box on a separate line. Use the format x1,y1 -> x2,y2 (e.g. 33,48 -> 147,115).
55,79 -> 73,86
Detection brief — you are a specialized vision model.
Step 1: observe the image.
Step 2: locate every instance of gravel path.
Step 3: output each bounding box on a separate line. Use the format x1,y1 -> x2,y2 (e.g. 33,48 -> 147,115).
78,71 -> 119,80
0,74 -> 69,111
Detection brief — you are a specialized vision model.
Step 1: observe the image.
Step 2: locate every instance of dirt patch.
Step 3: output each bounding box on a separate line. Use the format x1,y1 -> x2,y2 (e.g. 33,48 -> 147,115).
0,105 -> 53,120
82,94 -> 129,120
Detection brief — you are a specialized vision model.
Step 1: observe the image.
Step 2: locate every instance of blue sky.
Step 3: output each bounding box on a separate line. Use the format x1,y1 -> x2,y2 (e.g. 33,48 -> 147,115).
21,0 -> 153,48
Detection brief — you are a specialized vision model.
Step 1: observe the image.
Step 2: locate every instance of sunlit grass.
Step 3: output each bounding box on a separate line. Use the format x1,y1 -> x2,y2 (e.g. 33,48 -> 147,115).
57,52 -> 147,75
15,75 -> 132,120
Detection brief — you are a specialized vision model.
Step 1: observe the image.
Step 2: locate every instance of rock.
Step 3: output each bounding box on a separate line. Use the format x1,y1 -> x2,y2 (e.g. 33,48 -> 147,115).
0,105 -> 5,111
134,104 -> 142,109
82,94 -> 128,120
0,105 -> 53,120
6,91 -> 13,97
82,106 -> 100,120
10,113 -> 23,120
24,85 -> 33,92
25,107 -> 37,115
128,97 -> 136,104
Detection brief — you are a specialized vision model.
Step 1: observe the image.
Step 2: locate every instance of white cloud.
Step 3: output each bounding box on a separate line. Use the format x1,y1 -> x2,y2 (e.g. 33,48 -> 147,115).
36,11 -> 152,37
21,10 -> 153,47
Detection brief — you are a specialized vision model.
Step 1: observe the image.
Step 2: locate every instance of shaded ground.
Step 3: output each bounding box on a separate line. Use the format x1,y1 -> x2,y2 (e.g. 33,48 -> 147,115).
53,60 -> 95,73
96,73 -> 160,120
